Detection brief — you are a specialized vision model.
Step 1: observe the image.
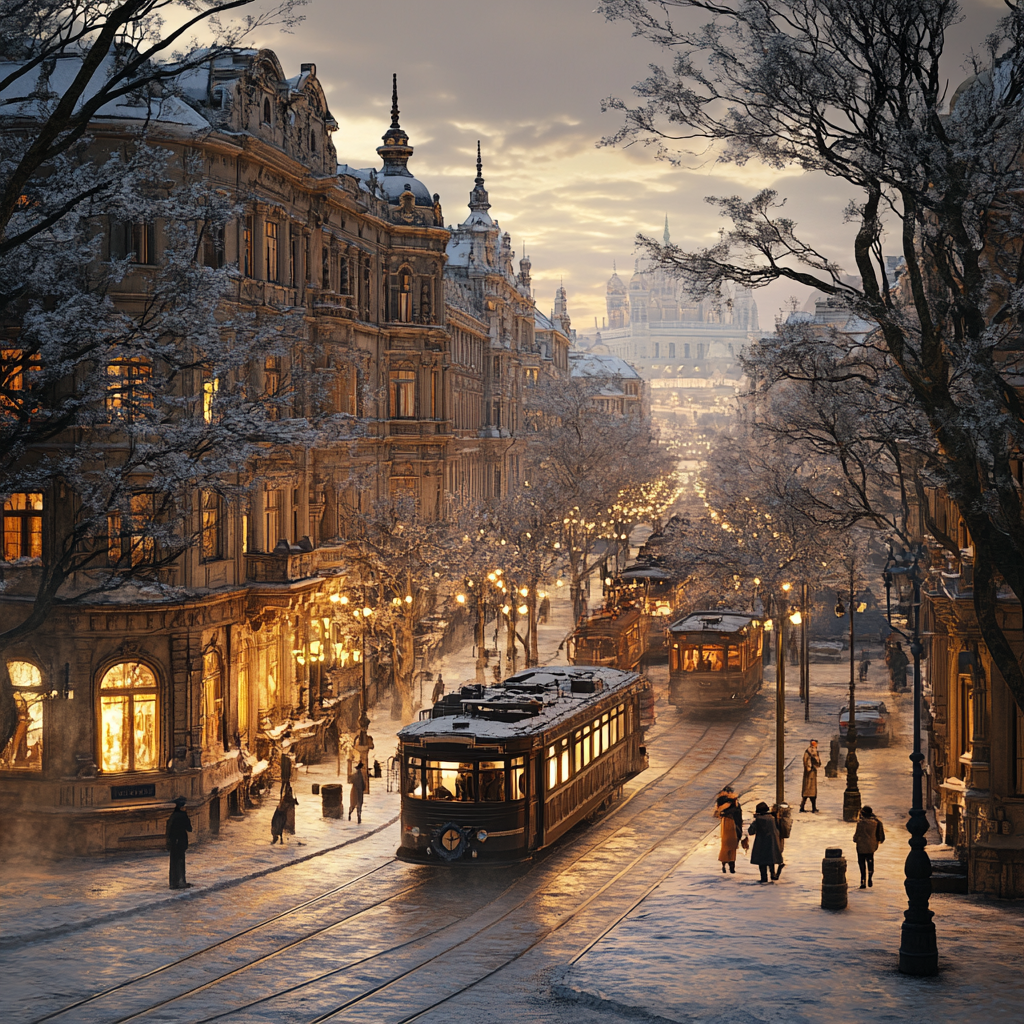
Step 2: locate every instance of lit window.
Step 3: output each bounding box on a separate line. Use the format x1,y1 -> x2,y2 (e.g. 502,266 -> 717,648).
2,493 -> 42,561
107,493 -> 156,567
98,662 -> 158,773
202,651 -> 224,753
203,373 -> 219,424
201,489 -> 223,562
0,661 -> 43,770
1,348 -> 41,415
106,358 -> 153,422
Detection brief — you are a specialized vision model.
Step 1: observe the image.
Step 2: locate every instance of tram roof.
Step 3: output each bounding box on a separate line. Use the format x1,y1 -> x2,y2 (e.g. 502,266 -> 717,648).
398,665 -> 640,742
668,610 -> 759,635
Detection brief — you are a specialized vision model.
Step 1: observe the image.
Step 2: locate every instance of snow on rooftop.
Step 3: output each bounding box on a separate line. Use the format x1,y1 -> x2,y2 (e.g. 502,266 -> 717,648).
668,610 -> 758,634
570,352 -> 642,380
399,665 -> 640,743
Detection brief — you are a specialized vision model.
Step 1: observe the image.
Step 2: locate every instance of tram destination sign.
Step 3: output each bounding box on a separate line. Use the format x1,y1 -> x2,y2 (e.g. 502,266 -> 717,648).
110,783 -> 157,800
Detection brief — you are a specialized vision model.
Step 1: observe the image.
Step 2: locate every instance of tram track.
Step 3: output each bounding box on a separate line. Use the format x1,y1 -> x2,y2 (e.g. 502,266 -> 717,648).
112,717 -> 758,1024
17,710 -> 751,1024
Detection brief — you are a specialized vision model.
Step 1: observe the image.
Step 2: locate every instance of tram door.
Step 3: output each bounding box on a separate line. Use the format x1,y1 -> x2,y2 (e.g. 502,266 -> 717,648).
528,750 -> 542,849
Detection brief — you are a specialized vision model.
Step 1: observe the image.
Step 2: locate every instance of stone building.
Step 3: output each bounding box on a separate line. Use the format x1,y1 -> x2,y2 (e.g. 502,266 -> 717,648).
923,485 -> 1024,896
0,52 -> 564,856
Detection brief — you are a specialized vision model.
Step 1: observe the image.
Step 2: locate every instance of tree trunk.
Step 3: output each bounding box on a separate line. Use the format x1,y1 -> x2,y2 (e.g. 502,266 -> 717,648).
528,589 -> 539,667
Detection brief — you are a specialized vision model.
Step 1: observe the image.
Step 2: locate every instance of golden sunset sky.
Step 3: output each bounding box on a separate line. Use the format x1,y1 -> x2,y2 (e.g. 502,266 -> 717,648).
258,0 -> 1005,335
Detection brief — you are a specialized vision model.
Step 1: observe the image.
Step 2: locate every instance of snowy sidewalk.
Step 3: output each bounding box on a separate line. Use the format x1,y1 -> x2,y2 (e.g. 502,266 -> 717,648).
0,589 -> 580,950
0,759 -> 401,949
557,666 -> 1024,1023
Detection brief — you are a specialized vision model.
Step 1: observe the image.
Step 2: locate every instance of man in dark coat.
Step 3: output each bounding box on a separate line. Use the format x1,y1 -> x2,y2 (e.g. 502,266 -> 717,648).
166,796 -> 192,889
748,802 -> 783,883
800,740 -> 822,812
349,761 -> 366,823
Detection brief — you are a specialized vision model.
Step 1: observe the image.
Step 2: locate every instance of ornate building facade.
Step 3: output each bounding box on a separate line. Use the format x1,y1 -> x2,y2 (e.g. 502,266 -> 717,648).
0,53 -> 567,855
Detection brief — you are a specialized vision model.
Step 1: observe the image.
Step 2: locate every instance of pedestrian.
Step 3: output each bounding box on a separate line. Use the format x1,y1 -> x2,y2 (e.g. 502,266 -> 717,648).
279,751 -> 292,795
166,796 -> 193,889
858,651 -> 870,684
788,630 -> 799,666
800,739 -> 822,812
349,761 -> 366,823
853,805 -> 886,888
539,595 -> 550,624
769,803 -> 790,878
281,782 -> 299,834
890,643 -> 909,691
431,674 -> 445,704
714,789 -> 744,874
748,801 -> 784,883
270,801 -> 287,843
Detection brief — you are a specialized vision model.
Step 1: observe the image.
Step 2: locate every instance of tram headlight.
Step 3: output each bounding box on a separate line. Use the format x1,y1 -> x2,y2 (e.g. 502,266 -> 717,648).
411,827 -> 420,838
476,830 -> 488,842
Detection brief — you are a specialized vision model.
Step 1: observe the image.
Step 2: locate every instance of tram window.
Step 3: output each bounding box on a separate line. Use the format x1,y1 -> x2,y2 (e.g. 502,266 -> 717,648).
602,713 -> 610,752
479,760 -> 506,801
573,730 -> 582,772
510,756 -> 526,799
593,721 -> 603,758
560,737 -> 570,784
728,645 -> 742,670
611,712 -> 619,746
425,760 -> 472,801
548,745 -> 558,788
582,725 -> 592,766
404,756 -> 423,798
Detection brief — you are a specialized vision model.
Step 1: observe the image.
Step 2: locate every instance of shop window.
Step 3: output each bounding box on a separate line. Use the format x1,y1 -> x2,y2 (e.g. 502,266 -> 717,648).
265,222 -> 279,282
390,367 -> 416,418
98,662 -> 158,773
201,489 -> 224,561
108,492 -> 157,567
2,493 -> 42,561
0,661 -> 43,770
202,651 -> 224,753
106,357 -> 154,423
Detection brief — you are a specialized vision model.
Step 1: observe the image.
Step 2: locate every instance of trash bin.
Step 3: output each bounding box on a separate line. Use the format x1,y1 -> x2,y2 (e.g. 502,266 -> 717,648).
821,847 -> 848,910
321,783 -> 343,819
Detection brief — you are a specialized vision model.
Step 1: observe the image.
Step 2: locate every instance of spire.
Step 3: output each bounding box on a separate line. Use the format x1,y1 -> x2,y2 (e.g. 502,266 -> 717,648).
390,73 -> 400,129
663,214 -> 671,245
377,73 -> 413,178
468,139 -> 491,215
613,260 -> 617,273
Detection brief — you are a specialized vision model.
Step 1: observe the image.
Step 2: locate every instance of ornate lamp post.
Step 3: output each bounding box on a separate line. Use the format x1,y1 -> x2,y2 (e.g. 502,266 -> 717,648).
837,562 -> 862,822
777,582 -> 792,806
884,544 -> 938,977
801,581 -> 810,721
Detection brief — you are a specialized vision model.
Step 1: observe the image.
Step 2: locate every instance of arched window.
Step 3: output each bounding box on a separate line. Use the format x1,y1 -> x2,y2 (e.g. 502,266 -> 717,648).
98,662 -> 158,772
202,651 -> 224,753
310,130 -> 317,153
1,661 -> 43,770
262,97 -> 272,125
393,265 -> 413,322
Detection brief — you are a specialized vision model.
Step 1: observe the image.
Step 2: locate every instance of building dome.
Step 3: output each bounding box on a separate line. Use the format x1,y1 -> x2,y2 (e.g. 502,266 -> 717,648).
607,262 -> 626,295
375,74 -> 433,207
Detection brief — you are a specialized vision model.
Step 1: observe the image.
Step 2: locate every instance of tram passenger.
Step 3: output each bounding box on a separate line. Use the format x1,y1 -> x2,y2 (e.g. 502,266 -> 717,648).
481,769 -> 504,801
456,764 -> 476,801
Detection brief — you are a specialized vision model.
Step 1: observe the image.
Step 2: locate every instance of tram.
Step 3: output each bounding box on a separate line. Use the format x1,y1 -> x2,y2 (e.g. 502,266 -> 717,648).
609,559 -> 687,660
667,610 -> 764,709
396,666 -> 647,864
567,606 -> 649,670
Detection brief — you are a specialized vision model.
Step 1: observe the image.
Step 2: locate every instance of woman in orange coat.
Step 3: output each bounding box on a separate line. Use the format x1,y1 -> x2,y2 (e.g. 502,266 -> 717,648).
715,790 -> 743,874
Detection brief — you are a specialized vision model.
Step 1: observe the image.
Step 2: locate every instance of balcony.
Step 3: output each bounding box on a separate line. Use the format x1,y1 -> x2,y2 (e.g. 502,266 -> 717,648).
245,551 -> 317,584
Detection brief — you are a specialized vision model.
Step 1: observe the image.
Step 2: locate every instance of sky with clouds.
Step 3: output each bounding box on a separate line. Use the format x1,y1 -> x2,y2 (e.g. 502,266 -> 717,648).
256,0 -> 1005,336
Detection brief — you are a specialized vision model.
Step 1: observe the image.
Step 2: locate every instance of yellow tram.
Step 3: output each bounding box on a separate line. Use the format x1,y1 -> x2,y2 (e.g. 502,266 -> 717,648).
667,610 -> 764,709
396,666 -> 648,864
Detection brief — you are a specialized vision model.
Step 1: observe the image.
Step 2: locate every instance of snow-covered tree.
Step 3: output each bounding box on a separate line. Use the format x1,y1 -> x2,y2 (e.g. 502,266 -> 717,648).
601,0 -> 1024,710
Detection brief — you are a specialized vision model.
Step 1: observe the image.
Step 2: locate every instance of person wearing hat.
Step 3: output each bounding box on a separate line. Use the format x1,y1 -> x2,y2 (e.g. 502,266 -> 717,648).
349,761 -> 366,824
166,796 -> 193,889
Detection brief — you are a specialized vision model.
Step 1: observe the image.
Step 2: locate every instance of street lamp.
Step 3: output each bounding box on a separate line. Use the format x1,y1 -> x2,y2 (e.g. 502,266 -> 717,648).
777,582 -> 792,806
883,544 -> 938,977
836,562 -> 861,822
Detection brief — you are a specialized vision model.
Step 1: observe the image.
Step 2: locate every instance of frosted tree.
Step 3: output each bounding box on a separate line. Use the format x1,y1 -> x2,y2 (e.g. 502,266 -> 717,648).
601,0 -> 1024,710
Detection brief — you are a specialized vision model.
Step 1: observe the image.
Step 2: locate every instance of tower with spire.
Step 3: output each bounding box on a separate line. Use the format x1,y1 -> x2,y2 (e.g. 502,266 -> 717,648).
606,261 -> 628,329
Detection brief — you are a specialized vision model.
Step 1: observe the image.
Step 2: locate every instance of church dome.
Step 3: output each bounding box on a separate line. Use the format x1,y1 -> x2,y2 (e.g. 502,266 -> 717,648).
607,264 -> 626,294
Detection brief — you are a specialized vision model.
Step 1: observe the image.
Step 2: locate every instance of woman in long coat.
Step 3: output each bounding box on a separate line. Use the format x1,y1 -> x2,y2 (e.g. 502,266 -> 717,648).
748,801 -> 784,883
715,792 -> 743,873
800,740 -> 821,812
